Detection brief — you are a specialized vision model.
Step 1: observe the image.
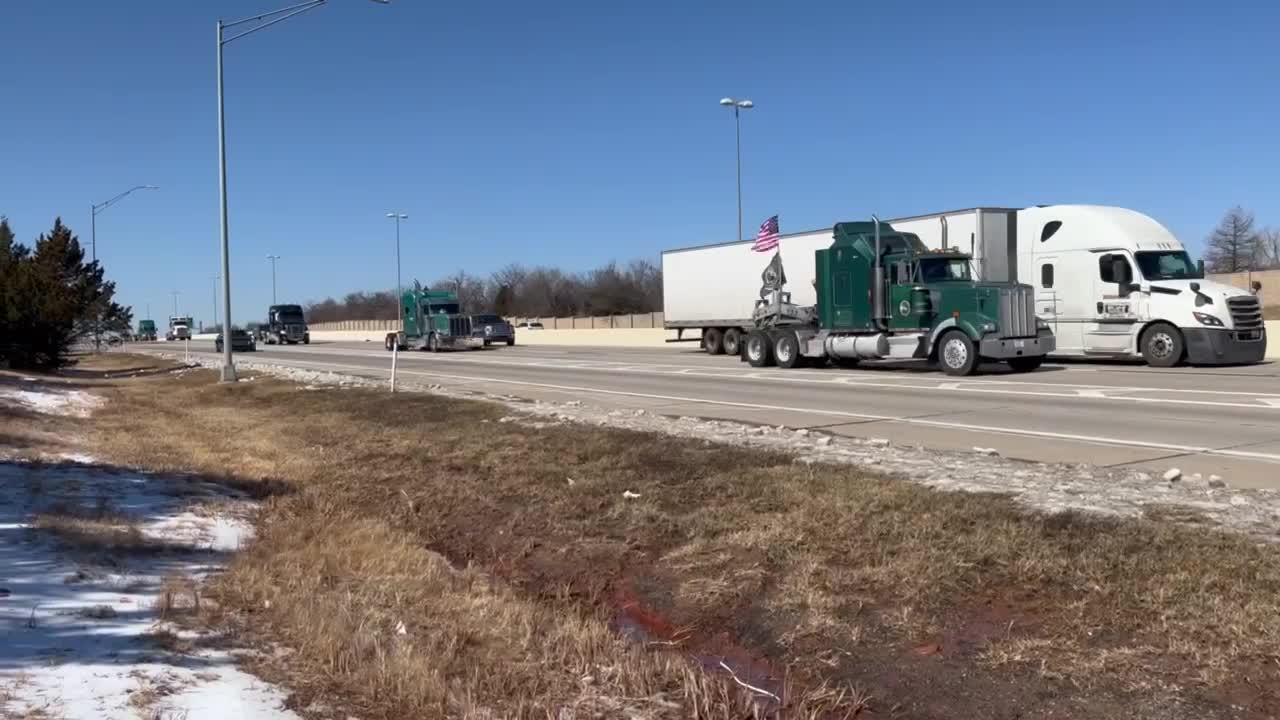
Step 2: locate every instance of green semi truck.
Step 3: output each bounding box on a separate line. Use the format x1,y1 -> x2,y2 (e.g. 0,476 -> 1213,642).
136,319 -> 157,342
740,218 -> 1055,376
384,284 -> 482,352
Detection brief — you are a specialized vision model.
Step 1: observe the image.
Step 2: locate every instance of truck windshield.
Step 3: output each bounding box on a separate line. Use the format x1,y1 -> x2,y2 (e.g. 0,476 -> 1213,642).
918,258 -> 972,282
472,314 -> 503,323
277,312 -> 304,323
1135,251 -> 1201,280
428,303 -> 460,314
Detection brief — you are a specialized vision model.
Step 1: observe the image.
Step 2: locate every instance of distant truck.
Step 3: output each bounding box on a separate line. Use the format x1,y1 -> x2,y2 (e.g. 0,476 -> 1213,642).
664,205 -> 1265,366
136,319 -> 157,342
726,219 -> 1052,376
166,316 -> 192,342
384,284 -> 482,352
255,304 -> 310,345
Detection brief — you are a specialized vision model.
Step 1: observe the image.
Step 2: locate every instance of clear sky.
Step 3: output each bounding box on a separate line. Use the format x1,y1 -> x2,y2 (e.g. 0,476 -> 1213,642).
2,0 -> 1277,326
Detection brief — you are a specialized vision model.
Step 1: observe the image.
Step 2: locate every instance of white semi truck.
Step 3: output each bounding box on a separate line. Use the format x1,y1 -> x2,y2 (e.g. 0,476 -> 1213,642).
663,205 -> 1266,366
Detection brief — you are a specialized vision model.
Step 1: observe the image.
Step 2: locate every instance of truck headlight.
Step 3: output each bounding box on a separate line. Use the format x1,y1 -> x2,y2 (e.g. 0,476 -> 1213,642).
1192,312 -> 1223,327
1036,317 -> 1050,330
981,322 -> 996,333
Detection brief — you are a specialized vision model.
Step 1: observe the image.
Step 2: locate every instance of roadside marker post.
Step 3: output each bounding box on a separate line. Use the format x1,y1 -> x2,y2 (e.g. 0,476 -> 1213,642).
184,338 -> 190,364
390,344 -> 398,393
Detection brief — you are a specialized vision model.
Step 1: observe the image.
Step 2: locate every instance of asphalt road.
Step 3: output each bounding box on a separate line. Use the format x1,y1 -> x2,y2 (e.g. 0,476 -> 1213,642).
140,340 -> 1280,489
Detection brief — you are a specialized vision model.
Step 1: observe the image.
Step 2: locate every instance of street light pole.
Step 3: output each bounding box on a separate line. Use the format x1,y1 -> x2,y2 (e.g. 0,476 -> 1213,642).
172,291 -> 181,317
216,0 -> 391,383
266,255 -> 281,304
90,185 -> 158,350
718,97 -> 753,242
386,212 -> 408,317
212,276 -> 220,330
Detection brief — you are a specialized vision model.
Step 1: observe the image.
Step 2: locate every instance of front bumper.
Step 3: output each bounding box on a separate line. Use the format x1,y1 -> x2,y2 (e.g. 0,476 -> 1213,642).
443,336 -> 484,349
979,330 -> 1056,359
1184,328 -> 1266,365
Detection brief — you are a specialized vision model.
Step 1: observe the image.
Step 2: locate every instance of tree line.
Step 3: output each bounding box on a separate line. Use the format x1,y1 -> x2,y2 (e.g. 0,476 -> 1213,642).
305,259 -> 662,323
0,217 -> 130,369
1205,207 -> 1280,274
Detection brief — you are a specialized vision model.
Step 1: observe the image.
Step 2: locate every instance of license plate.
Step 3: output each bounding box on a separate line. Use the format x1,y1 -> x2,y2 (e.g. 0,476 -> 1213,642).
1014,340 -> 1026,349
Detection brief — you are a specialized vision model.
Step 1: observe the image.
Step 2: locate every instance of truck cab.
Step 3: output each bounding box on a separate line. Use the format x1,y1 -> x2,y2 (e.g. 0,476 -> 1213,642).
744,220 -> 1054,375
1022,206 -> 1265,366
259,304 -> 310,345
137,320 -> 157,342
166,316 -> 192,342
385,285 -> 482,352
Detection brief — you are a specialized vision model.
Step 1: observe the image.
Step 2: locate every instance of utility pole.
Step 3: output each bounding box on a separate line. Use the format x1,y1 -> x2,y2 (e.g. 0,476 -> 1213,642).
266,255 -> 281,305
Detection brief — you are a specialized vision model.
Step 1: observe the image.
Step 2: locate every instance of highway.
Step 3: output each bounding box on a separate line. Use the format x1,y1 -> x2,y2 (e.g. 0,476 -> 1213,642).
142,340 -> 1280,489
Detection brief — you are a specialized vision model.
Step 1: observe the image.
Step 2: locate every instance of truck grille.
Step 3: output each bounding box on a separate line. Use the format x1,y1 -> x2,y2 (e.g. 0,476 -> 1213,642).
448,316 -> 472,337
1228,296 -> 1263,330
998,286 -> 1036,338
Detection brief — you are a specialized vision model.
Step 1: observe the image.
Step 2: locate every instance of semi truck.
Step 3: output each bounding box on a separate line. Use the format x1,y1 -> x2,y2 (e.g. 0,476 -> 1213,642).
384,284 -> 482,352
887,205 -> 1266,366
136,319 -> 157,342
165,316 -> 192,342
664,204 -> 1265,366
732,219 -> 1053,375
256,304 -> 310,345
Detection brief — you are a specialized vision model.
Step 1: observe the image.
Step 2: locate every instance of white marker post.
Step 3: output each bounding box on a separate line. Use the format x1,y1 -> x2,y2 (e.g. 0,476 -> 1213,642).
184,338 -> 190,364
390,343 -> 398,393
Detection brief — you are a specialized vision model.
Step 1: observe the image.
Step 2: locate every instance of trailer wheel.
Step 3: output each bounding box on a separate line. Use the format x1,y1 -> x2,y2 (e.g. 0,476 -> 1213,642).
773,330 -> 802,369
703,327 -> 725,355
1140,322 -> 1184,367
722,328 -> 742,356
938,330 -> 978,376
745,329 -> 774,368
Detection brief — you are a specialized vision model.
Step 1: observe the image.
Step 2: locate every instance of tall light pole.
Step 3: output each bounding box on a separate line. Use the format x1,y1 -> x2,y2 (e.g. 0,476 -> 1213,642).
718,97 -> 753,242
216,0 -> 391,382
90,185 -> 158,350
386,212 -> 408,318
212,276 -> 220,330
265,255 -> 281,304
171,291 -> 181,317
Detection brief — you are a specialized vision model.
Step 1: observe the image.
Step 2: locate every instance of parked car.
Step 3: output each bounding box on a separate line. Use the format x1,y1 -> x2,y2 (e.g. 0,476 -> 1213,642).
516,321 -> 544,330
214,328 -> 256,353
471,314 -> 515,346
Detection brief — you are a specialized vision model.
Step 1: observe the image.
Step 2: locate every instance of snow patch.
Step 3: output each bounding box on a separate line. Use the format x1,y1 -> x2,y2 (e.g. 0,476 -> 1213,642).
0,385 -> 103,418
0,461 -> 298,720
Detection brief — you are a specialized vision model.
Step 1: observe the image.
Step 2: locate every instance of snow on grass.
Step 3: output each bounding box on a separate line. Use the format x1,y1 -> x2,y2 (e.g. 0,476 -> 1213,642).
0,385 -> 103,418
0,462 -> 298,720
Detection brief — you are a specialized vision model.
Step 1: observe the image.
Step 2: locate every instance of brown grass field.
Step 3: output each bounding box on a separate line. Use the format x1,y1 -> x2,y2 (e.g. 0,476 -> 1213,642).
11,352 -> 1280,718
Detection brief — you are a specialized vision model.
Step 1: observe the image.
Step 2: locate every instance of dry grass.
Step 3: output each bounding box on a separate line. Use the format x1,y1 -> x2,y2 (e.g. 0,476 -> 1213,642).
87,363 -> 1280,718
31,508 -> 156,554
1264,305 -> 1280,321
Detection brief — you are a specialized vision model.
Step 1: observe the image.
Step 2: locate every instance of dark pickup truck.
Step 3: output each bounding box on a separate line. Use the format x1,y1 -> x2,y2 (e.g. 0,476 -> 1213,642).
470,314 -> 515,346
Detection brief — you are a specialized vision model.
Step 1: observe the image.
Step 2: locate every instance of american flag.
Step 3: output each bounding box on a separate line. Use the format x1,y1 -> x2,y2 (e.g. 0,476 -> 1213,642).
752,215 -> 780,253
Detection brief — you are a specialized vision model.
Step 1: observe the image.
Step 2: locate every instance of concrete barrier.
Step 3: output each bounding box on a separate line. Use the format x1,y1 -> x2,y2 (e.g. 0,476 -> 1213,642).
308,327 -> 693,348
303,322 -> 1280,356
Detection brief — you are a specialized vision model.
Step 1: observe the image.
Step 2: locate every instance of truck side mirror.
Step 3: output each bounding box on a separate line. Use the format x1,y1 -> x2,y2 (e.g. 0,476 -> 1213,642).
1251,280 -> 1262,293
1189,282 -> 1200,292
1197,259 -> 1205,275
1111,257 -> 1131,286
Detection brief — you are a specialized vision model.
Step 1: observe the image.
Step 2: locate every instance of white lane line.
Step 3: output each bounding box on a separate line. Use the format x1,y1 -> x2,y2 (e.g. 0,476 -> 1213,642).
266,345 -> 1280,399
184,346 -> 1280,410
230,354 -> 1280,465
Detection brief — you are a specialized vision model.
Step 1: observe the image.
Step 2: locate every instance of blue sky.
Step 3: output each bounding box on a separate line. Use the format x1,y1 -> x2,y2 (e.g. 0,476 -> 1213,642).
2,0 -> 1277,326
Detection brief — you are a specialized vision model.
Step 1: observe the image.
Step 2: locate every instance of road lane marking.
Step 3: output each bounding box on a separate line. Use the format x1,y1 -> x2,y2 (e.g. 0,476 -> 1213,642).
204,352 -> 1280,465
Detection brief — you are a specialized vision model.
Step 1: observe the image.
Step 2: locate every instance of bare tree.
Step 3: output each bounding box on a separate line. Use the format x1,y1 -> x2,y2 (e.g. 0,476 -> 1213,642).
1259,226 -> 1280,269
1205,207 -> 1262,273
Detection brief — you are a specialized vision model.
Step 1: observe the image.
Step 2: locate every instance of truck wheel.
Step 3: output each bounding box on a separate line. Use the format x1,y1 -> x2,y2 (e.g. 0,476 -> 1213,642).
1007,356 -> 1044,373
938,330 -> 978,376
703,327 -> 725,355
428,334 -> 440,352
506,338 -> 515,346
773,330 -> 802,369
745,329 -> 774,368
722,328 -> 742,356
303,336 -> 310,345
384,334 -> 395,351
1141,322 -> 1184,367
